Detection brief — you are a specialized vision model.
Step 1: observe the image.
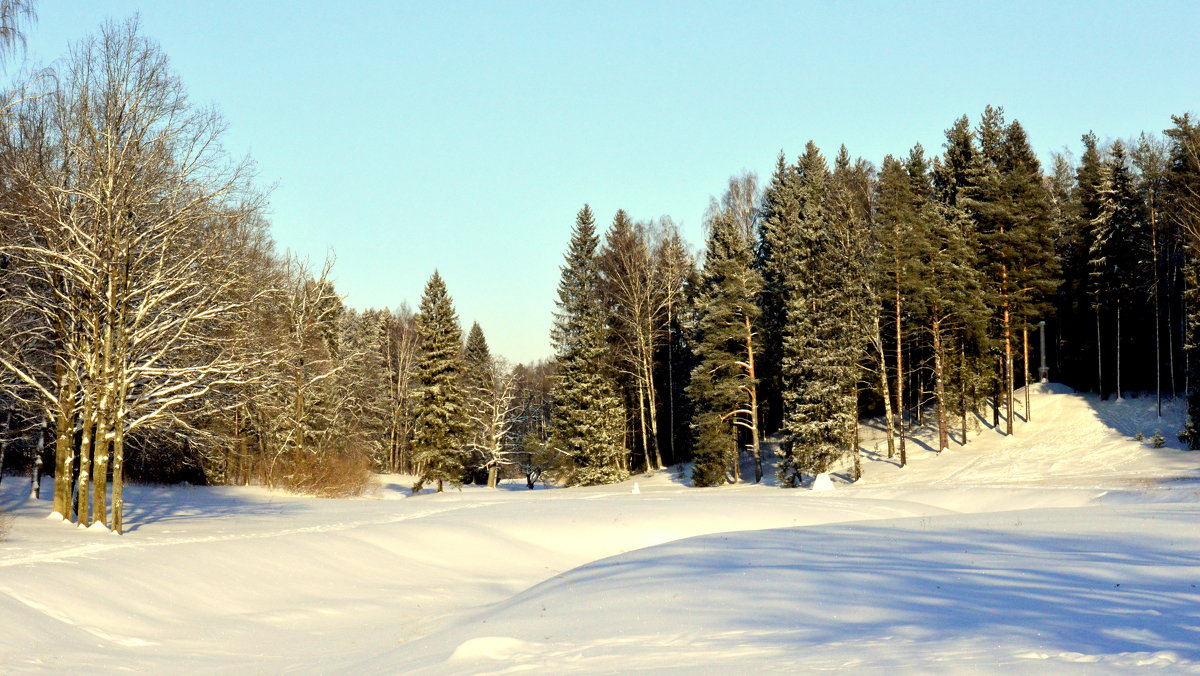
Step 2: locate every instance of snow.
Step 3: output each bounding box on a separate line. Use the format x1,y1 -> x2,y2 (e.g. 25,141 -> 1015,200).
1,384 -> 1198,673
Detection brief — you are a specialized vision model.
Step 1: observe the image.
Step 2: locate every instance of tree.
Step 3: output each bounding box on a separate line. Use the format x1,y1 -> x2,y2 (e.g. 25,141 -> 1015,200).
600,210 -> 662,471
688,183 -> 764,485
411,271 -> 468,492
1164,114 -> 1200,445
875,154 -> 920,465
0,21 -> 261,532
0,0 -> 34,64
548,205 -> 627,485
778,142 -> 864,485
755,153 -> 801,434
1088,141 -> 1147,401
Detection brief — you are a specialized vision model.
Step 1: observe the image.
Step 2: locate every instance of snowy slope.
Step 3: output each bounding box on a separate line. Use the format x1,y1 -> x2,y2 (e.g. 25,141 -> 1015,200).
1,385 -> 1197,673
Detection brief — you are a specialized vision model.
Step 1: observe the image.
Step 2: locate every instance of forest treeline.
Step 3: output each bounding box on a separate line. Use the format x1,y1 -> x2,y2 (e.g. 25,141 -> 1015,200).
2,22 -> 1200,532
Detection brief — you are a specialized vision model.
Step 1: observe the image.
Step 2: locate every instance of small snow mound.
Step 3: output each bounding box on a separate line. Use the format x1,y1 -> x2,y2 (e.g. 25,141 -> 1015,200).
449,636 -> 541,661
811,473 -> 834,491
632,482 -> 640,495
83,521 -> 110,534
46,511 -> 65,521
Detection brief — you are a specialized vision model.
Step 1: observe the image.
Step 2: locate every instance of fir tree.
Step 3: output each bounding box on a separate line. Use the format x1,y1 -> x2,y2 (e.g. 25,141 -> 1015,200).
548,205 -> 628,485
411,271 -> 468,492
688,194 -> 763,486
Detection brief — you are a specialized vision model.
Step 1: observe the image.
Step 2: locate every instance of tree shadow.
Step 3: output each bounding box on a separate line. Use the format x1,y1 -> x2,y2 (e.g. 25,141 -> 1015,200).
477,515 -> 1200,665
0,478 -> 309,534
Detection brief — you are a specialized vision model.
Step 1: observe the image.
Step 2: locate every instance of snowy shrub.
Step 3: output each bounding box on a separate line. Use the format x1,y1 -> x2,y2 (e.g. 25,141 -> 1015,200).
1152,430 -> 1165,449
1134,432 -> 1145,442
0,508 -> 10,542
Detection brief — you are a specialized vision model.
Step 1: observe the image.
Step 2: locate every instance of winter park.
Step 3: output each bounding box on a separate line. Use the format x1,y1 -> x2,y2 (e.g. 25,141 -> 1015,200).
2,2 -> 1200,674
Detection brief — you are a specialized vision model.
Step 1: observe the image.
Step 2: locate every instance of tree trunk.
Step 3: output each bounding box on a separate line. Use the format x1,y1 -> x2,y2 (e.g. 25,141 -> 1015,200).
111,421 -> 126,534
487,463 -> 498,489
635,378 -> 650,472
1004,303 -> 1014,436
1152,200 -> 1163,416
0,411 -> 9,488
874,319 -> 897,459
91,415 -> 110,529
1115,302 -> 1123,400
993,357 -> 1001,428
1096,307 -> 1104,399
1023,327 -> 1031,421
932,313 -> 949,452
666,304 -> 676,465
642,346 -> 662,471
895,289 -> 906,467
30,425 -> 44,500
960,341 -> 968,445
744,314 -> 762,483
76,395 -> 95,526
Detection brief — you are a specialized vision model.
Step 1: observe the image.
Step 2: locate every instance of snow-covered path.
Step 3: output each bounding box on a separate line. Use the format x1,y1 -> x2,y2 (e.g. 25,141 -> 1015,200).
1,385 -> 1197,673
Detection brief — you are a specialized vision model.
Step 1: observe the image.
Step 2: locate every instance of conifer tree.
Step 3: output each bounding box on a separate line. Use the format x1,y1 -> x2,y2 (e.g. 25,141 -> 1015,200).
1088,141 -> 1147,401
1163,115 -> 1200,444
755,153 -> 801,433
875,154 -> 920,465
777,142 -> 864,484
548,205 -> 628,485
688,192 -> 763,486
411,271 -> 468,492
463,321 -> 494,483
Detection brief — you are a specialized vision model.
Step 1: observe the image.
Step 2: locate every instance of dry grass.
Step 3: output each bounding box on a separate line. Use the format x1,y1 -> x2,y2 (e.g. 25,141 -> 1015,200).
0,508 -> 11,542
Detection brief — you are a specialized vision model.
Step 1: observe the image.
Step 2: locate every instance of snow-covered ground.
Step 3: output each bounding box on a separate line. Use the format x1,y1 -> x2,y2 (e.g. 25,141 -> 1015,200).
2,384 -> 1198,673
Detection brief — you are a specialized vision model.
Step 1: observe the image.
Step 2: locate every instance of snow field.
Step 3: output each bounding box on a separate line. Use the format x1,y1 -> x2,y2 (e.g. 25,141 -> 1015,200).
0,384 -> 1197,673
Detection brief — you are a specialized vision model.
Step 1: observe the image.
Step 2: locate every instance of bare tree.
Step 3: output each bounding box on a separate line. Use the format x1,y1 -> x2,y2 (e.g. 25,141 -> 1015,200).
0,20 -> 261,532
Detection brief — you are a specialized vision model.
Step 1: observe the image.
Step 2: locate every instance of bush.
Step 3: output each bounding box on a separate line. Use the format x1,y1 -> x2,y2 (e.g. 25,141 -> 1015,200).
1134,432 -> 1145,442
1152,430 -> 1165,449
263,444 -> 372,498
0,508 -> 11,542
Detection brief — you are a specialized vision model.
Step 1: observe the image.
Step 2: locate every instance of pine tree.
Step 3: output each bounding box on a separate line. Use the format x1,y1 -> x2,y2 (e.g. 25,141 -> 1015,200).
411,271 -> 468,492
548,205 -> 628,485
688,192 -> 763,486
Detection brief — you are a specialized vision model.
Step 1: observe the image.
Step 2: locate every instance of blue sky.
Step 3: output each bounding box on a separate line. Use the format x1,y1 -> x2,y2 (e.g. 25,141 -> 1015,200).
19,1 -> 1200,363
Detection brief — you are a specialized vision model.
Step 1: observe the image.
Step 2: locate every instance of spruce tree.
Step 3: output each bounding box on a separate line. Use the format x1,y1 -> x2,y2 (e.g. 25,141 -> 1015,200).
688,195 -> 763,486
777,142 -> 863,485
755,152 -> 802,434
411,271 -> 468,492
548,205 -> 628,485
463,321 -> 494,483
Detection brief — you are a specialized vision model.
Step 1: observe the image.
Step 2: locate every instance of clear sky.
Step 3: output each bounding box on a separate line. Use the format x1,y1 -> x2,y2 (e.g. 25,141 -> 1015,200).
18,1 -> 1200,364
